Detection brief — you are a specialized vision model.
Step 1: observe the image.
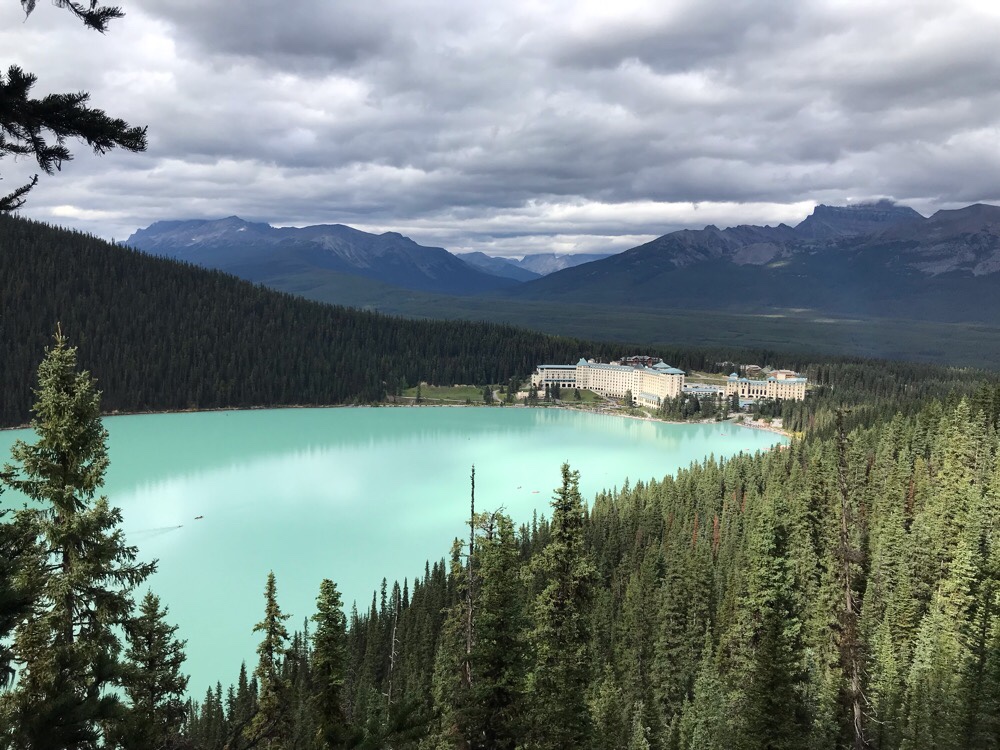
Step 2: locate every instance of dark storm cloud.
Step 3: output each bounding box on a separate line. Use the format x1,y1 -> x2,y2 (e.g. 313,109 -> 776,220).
548,0 -> 803,73
143,0 -> 390,69
2,0 -> 999,254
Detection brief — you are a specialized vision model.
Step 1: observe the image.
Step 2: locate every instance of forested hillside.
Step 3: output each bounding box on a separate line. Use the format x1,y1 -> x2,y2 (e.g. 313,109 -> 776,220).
183,392 -> 1000,750
0,214 -> 728,428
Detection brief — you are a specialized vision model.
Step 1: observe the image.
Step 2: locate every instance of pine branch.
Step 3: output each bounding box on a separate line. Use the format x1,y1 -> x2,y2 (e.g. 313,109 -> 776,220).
21,0 -> 124,33
0,174 -> 38,212
3,4 -> 143,212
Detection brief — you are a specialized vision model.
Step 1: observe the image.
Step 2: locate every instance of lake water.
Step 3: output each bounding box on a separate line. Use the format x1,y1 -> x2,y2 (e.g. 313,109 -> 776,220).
0,406 -> 785,695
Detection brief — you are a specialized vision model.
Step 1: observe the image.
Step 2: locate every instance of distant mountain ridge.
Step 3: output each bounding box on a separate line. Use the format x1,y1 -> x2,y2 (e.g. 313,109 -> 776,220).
127,202 -> 1000,324
515,252 -> 614,275
455,252 -> 541,282
126,217 -> 518,296
509,202 -> 1000,323
455,251 -> 614,279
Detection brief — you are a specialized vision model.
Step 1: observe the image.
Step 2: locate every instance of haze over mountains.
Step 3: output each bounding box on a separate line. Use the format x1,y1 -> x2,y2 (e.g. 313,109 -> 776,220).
126,201 -> 1000,325
455,251 -> 614,281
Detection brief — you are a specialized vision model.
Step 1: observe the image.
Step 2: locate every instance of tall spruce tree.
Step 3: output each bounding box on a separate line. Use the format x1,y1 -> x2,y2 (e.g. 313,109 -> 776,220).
120,591 -> 190,749
526,463 -> 595,749
245,571 -> 292,749
311,578 -> 351,748
426,540 -> 469,749
466,511 -> 526,750
723,490 -> 810,750
0,330 -> 155,749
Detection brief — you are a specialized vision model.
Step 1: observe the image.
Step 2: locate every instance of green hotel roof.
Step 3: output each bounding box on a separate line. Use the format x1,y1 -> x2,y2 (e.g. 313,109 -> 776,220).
539,359 -> 686,376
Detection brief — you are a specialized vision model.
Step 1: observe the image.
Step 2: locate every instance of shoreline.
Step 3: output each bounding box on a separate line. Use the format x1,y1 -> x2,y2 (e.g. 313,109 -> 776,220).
555,402 -> 794,439
2,399 -> 794,440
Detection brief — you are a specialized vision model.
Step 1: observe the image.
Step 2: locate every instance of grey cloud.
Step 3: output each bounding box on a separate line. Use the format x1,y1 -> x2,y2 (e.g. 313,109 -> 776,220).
548,0 -> 803,73
140,0 -> 391,70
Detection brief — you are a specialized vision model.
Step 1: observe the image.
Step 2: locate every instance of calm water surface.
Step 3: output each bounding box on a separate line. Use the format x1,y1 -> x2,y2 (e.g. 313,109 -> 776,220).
0,406 -> 785,695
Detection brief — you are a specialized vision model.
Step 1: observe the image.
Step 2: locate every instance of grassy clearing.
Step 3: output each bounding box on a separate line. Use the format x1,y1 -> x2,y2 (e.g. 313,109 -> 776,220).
394,385 -> 607,406
565,388 -> 604,403
401,384 -> 494,402
686,370 -> 732,383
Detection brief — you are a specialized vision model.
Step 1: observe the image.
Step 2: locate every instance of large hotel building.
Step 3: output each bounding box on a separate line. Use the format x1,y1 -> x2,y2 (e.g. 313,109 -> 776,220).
531,358 -> 807,406
531,357 -> 685,409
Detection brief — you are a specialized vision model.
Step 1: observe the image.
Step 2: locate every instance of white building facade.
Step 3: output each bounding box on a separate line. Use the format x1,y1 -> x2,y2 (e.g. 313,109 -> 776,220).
531,358 -> 685,408
531,364 -> 578,389
724,369 -> 807,401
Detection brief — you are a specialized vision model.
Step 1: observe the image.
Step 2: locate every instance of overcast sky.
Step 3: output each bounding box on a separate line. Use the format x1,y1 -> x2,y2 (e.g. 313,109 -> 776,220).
2,0 -> 999,257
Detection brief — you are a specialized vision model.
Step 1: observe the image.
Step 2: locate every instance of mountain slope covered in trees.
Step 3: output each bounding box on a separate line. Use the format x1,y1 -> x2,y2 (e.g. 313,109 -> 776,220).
0,214 -> 762,428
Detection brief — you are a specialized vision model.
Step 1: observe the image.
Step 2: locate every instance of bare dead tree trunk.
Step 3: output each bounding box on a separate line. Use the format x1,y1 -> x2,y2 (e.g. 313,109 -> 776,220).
465,465 -> 475,690
385,593 -> 400,716
836,410 -> 868,750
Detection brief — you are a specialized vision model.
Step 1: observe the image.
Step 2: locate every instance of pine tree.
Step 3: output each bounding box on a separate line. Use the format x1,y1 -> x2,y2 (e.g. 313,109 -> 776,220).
590,669 -> 629,750
228,662 -> 258,739
120,591 -> 190,749
0,330 -> 155,748
723,490 -> 810,750
245,571 -> 292,748
900,600 -> 968,750
311,579 -> 352,748
466,511 -> 526,750
676,635 -> 727,750
426,540 -> 468,748
626,701 -> 652,750
526,463 -> 595,748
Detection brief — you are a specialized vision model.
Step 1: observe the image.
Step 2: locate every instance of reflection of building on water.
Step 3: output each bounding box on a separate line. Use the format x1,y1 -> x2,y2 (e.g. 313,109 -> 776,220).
531,357 -> 685,408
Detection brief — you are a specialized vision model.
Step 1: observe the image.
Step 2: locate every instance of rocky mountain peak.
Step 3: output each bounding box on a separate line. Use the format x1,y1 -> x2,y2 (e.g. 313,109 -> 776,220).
795,200 -> 924,240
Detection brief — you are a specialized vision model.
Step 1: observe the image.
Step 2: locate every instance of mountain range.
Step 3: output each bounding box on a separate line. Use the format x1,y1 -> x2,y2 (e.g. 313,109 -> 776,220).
508,201 -> 1000,323
125,217 -> 517,296
126,218 -> 616,296
126,200 -> 1000,325
455,251 -> 613,281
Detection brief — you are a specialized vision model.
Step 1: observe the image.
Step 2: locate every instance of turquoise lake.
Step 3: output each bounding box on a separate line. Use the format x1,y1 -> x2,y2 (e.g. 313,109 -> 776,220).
0,406 -> 785,695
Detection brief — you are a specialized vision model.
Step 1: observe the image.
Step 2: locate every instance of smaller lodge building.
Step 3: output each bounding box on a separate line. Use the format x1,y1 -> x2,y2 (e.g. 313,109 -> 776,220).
724,369 -> 807,401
